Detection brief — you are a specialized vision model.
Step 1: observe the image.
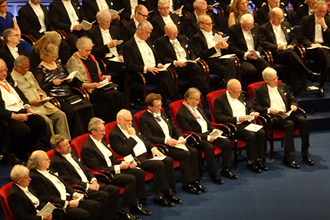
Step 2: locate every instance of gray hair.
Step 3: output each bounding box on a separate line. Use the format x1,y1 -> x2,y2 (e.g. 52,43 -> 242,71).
164,22 -> 177,32
158,0 -> 169,7
50,134 -> 66,150
76,36 -> 94,49
88,117 -> 105,132
10,165 -> 29,182
240,13 -> 254,24
193,0 -> 207,9
2,28 -> 15,44
315,0 -> 328,8
197,14 -> 211,25
227,79 -> 241,89
27,152 -> 43,170
137,20 -> 153,31
262,67 -> 277,80
116,109 -> 131,120
184,87 -> 201,100
96,10 -> 111,21
14,55 -> 30,68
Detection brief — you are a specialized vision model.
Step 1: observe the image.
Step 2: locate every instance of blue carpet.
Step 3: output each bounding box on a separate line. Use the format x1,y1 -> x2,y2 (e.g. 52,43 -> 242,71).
1,130 -> 330,220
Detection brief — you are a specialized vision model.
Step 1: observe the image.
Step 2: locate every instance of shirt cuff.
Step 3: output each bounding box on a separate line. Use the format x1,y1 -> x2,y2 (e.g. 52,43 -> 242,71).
173,60 -> 178,66
90,178 -> 97,183
70,24 -> 74,32
267,108 -> 271,114
243,52 -> 248,60
64,201 -> 69,209
85,183 -> 89,191
236,117 -> 240,123
207,135 -> 211,141
323,26 -> 328,31
165,137 -> 169,144
114,165 -> 121,174
143,66 -> 147,73
151,146 -> 157,152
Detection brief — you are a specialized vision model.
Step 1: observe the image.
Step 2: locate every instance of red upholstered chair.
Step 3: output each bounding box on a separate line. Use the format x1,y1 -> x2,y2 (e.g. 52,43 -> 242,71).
46,149 -> 55,160
206,89 -> 247,170
248,81 -> 305,160
0,182 -> 15,220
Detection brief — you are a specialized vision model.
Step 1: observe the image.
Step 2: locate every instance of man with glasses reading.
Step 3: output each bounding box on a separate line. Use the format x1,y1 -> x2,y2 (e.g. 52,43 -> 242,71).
255,0 -> 290,26
260,7 -> 319,96
252,67 -> 314,168
214,79 -> 267,173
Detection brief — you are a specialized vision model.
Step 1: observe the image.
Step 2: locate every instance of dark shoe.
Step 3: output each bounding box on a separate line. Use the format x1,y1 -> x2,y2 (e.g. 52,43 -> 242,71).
164,194 -> 182,204
220,169 -> 238,179
182,184 -> 201,194
303,154 -> 314,166
283,159 -> 300,169
130,204 -> 152,216
256,160 -> 268,171
120,211 -> 141,220
194,181 -> 207,193
153,197 -> 174,207
210,175 -> 224,184
247,162 -> 261,173
318,88 -> 325,97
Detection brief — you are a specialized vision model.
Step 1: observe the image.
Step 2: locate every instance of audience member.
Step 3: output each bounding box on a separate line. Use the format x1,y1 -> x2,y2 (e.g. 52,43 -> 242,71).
252,67 -> 314,168
11,55 -> 71,140
214,79 -> 268,173
255,0 -> 290,25
295,0 -> 317,25
228,0 -> 251,27
80,117 -> 151,220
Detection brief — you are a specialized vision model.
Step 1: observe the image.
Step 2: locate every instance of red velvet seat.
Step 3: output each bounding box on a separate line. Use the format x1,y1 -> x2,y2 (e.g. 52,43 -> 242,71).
0,182 -> 15,220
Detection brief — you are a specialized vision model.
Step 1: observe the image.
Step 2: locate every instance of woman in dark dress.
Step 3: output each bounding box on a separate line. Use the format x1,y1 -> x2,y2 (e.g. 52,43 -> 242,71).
66,36 -> 124,123
35,43 -> 95,138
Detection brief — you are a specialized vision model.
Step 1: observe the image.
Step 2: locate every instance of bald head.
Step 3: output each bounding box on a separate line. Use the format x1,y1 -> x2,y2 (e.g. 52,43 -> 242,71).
117,109 -> 133,130
27,150 -> 49,171
227,79 -> 242,99
269,7 -> 284,26
165,23 -> 178,40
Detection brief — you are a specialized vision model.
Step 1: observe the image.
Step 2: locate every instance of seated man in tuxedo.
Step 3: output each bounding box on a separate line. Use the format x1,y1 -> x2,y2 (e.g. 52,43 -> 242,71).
252,67 -> 314,168
122,4 -> 149,42
49,0 -> 88,53
109,109 -> 182,207
150,0 -> 182,42
214,79 -> 268,173
18,0 -> 55,40
82,0 -> 121,27
298,0 -> 330,97
123,20 -> 178,105
260,7 -> 319,96
139,93 -> 206,194
228,13 -> 269,87
27,150 -> 101,220
0,58 -> 46,163
176,87 -> 238,182
296,0 -> 317,25
0,28 -> 25,73
49,134 -> 120,220
11,55 -> 71,141
155,23 -> 208,95
118,0 -> 152,22
182,0 -> 221,39
191,14 -> 237,86
88,10 -> 125,76
81,117 -> 151,219
255,0 -> 290,25
7,165 -> 53,220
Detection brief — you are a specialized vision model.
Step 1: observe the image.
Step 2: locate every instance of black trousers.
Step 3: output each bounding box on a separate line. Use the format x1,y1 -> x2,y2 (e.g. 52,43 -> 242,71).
66,199 -> 101,220
306,47 -> 330,84
110,168 -> 146,207
88,183 -> 120,220
271,114 -> 310,155
241,58 -> 269,86
167,145 -> 200,186
206,57 -> 237,84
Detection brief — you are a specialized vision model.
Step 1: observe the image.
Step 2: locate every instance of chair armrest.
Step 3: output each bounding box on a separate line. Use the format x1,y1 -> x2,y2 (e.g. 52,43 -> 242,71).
210,122 -> 232,138
49,97 -> 61,110
198,59 -> 210,86
233,55 -> 242,81
55,29 -> 69,43
296,44 -> 306,63
21,34 -> 36,45
71,87 -> 90,102
297,107 -> 306,118
95,57 -> 108,74
167,65 -> 178,86
156,144 -> 169,155
263,49 -> 274,67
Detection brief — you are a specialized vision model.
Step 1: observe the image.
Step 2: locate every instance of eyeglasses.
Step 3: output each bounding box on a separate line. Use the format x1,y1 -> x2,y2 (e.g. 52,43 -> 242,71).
10,34 -> 20,37
153,103 -> 163,108
138,12 -> 149,19
159,6 -> 170,10
0,68 -> 8,73
19,66 -> 30,71
202,22 -> 213,26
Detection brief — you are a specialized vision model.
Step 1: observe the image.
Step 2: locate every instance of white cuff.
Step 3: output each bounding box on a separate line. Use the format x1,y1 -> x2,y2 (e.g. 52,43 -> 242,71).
143,66 -> 147,73
207,135 -> 211,141
114,165 -> 121,174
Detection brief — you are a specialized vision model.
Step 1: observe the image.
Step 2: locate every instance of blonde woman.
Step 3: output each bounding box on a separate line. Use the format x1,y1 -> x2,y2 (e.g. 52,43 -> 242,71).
228,0 -> 251,27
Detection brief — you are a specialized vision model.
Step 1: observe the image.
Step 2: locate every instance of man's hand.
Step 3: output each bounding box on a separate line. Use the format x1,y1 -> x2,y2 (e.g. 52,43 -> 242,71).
74,193 -> 84,201
209,136 -> 216,142
89,180 -> 100,190
219,41 -> 228,49
73,24 -> 84,31
118,55 -> 124,62
287,45 -> 294,50
251,112 -> 259,117
311,43 -> 322,47
53,79 -> 63,86
247,52 -> 257,60
11,113 -> 28,122
152,148 -> 164,158
111,14 -> 119,20
102,75 -> 111,82
120,161 -> 131,170
238,116 -> 246,123
316,16 -> 327,29
93,82 -> 103,89
269,108 -> 279,115
30,99 -> 45,107
129,161 -> 137,169
42,213 -> 52,220
291,105 -> 297,112
27,108 -> 36,115
178,137 -> 186,144
107,40 -> 118,48
146,67 -> 159,75
69,200 -> 79,208
127,125 -> 136,136
174,61 -> 187,68
277,45 -> 285,50
166,138 -> 178,147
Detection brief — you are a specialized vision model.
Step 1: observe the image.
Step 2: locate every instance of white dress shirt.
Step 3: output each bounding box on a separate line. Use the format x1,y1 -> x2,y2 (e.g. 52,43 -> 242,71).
161,15 -> 174,25
96,0 -> 109,11
134,34 -> 157,73
147,110 -> 171,143
242,28 -> 256,59
28,1 -> 46,33
0,80 -> 25,112
36,170 -> 68,201
271,23 -> 288,47
130,0 -> 138,17
267,84 -> 287,112
226,91 -> 246,124
118,124 -> 148,157
62,153 -> 89,183
200,29 -> 222,58
314,15 -> 324,44
16,184 -> 40,209
170,39 -> 187,62
7,45 -> 20,60
62,0 -> 79,31
100,27 -> 119,58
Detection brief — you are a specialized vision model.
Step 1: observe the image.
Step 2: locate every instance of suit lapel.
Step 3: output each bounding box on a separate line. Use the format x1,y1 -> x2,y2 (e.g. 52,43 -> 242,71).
26,4 -> 39,23
268,22 -> 277,44
251,26 -> 258,49
281,23 -> 290,43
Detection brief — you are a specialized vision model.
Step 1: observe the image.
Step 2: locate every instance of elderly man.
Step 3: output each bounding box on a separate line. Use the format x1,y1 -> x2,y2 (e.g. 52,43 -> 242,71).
122,4 -> 149,42
255,0 -> 290,26
7,165 -> 53,220
151,0 -> 182,41
298,0 -> 330,97
176,87 -> 238,182
11,55 -> 71,140
296,0 -> 317,24
155,23 -> 208,95
182,0 -> 221,39
191,14 -> 237,86
252,67 -> 314,168
228,13 -> 269,87
123,20 -> 178,105
260,7 -> 319,96
80,117 -> 151,220
0,28 -> 25,73
0,59 -> 46,163
50,134 -> 120,220
27,150 -> 101,220
88,10 -> 125,75
139,93 -> 206,194
109,109 -> 182,207
214,79 -> 268,173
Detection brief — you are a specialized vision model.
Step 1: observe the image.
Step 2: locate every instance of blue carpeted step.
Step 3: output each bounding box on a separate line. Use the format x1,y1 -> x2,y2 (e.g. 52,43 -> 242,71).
306,112 -> 330,131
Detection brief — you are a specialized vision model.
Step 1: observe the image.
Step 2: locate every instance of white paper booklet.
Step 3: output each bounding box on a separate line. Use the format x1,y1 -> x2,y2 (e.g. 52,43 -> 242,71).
213,34 -> 229,44
248,50 -> 260,59
124,154 -> 134,163
37,202 -> 56,216
63,71 -> 77,80
186,57 -> 200,64
210,130 -> 227,139
159,63 -> 171,71
244,124 -> 263,132
81,20 -> 95,31
174,143 -> 189,151
150,156 -> 166,160
109,8 -> 124,15
219,54 -> 235,59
